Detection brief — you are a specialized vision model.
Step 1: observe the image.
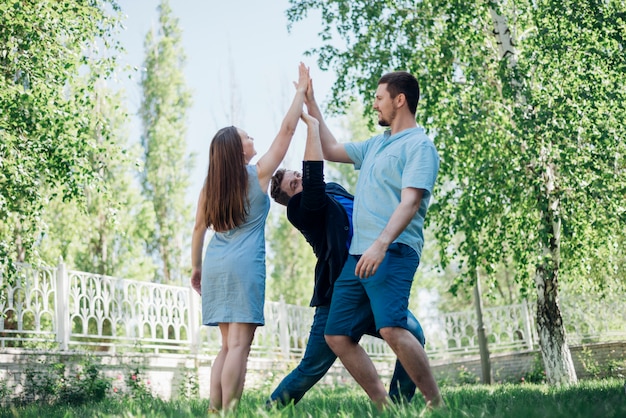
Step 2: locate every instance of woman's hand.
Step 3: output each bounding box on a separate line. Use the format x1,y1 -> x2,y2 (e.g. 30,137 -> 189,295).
293,62 -> 310,94
300,111 -> 319,128
191,268 -> 201,295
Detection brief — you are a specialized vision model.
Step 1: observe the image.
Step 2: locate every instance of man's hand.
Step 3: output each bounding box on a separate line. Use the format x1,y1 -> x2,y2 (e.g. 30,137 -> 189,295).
191,268 -> 201,295
355,240 -> 388,279
304,77 -> 315,107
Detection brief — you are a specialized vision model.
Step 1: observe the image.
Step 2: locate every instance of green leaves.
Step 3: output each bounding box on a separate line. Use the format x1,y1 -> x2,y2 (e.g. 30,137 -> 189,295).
287,0 -> 626,297
1,1 -> 123,273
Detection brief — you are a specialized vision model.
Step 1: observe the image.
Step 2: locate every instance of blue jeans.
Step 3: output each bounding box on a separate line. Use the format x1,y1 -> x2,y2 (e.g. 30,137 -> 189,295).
269,305 -> 425,405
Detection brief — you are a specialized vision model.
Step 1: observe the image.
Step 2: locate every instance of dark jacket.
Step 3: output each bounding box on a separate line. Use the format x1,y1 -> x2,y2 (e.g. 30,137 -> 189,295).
286,161 -> 353,307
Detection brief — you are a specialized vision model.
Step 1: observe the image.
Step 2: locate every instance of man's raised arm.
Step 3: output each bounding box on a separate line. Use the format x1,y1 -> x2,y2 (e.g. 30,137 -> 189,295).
304,78 -> 352,163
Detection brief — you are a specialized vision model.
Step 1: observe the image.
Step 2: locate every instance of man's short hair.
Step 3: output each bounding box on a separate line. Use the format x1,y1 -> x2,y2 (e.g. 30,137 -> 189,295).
378,71 -> 420,115
270,169 -> 291,206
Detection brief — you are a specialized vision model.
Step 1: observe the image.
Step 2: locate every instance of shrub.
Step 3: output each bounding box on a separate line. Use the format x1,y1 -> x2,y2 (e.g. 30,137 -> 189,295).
455,364 -> 480,385
521,354 -> 546,384
176,370 -> 199,399
124,367 -> 154,402
11,355 -> 111,407
579,346 -> 601,378
57,358 -> 111,405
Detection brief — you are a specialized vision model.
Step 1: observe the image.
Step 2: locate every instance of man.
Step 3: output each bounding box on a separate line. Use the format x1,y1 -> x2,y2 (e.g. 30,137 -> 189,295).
305,72 -> 444,409
268,111 -> 426,406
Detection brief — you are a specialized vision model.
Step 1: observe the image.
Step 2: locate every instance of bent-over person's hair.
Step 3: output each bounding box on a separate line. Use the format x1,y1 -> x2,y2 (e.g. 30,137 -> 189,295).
270,169 -> 291,206
378,71 -> 420,115
203,126 -> 249,232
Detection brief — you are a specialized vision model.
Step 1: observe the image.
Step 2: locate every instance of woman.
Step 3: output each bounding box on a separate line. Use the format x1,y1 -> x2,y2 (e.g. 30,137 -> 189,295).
190,62 -> 309,412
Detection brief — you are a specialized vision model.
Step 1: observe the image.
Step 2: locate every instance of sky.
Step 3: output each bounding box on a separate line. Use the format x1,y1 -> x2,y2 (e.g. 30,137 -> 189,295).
116,0 -> 339,202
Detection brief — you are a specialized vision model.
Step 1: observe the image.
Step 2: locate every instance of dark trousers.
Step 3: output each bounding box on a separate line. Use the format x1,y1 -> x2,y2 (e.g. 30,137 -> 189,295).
269,304 -> 426,405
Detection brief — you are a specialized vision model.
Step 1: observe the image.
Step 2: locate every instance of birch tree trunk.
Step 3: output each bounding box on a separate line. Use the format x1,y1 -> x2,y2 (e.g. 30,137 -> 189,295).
533,155 -> 577,384
534,259 -> 578,384
492,9 -> 577,385
535,152 -> 577,384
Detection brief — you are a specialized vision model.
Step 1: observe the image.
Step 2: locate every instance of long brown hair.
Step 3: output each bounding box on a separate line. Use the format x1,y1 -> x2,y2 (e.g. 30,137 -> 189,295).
203,126 -> 249,232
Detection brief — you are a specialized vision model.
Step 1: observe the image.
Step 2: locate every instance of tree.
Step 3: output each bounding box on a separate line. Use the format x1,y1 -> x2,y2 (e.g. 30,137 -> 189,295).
0,1 -> 123,277
38,83 -> 158,280
286,0 -> 626,384
139,0 -> 193,284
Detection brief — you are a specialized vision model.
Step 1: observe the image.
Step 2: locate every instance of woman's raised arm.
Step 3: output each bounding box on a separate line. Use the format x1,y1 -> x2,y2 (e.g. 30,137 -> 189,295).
256,62 -> 310,190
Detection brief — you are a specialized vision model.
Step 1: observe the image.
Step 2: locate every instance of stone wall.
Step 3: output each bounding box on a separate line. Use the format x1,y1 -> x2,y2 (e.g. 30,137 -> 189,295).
0,349 -> 206,400
2,341 -> 624,402
428,341 -> 626,384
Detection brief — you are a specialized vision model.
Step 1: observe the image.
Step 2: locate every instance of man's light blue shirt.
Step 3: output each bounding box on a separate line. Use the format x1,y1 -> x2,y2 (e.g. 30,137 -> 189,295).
344,127 -> 439,258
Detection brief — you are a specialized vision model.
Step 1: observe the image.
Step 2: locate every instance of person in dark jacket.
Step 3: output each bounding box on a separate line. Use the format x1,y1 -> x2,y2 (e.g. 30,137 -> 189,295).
267,111 -> 426,407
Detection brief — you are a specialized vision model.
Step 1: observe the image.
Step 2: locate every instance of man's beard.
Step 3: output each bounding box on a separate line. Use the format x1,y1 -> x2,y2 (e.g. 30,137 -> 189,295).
377,107 -> 396,127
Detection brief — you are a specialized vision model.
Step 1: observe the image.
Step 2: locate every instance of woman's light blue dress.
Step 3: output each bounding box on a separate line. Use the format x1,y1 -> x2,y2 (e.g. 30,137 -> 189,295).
201,165 -> 270,326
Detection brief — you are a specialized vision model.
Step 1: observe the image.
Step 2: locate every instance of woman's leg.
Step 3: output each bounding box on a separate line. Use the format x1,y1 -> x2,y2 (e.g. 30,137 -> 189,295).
221,322 -> 257,410
209,324 -> 230,410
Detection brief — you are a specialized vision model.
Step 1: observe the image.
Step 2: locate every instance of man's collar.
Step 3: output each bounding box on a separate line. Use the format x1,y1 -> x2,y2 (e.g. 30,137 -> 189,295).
384,126 -> 424,140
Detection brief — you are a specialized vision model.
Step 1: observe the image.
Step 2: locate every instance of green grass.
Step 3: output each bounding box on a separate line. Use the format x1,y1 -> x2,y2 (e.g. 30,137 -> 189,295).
2,379 -> 625,418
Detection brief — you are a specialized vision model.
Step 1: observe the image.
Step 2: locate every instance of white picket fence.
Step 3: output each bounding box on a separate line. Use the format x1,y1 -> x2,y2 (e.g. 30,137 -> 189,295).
1,260 -> 625,360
